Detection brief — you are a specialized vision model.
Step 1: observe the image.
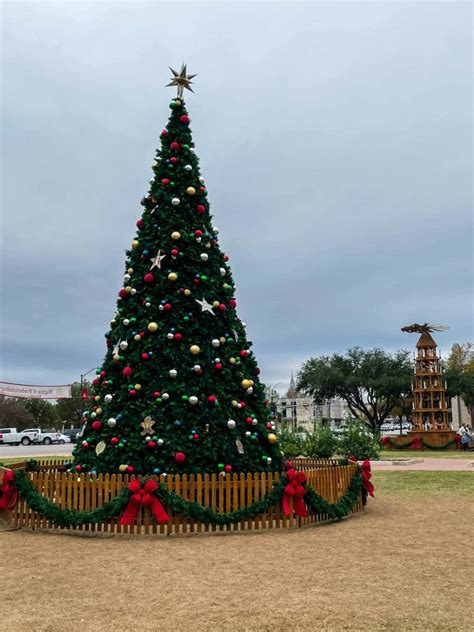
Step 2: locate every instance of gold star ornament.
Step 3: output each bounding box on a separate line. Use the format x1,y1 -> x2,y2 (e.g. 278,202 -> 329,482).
166,64 -> 197,98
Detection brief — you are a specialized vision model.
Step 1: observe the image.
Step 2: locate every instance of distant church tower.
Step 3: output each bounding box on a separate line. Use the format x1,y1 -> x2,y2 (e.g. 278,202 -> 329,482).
286,371 -> 297,398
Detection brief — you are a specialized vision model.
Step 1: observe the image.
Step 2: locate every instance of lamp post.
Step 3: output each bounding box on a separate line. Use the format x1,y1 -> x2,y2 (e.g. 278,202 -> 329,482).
80,366 -> 99,422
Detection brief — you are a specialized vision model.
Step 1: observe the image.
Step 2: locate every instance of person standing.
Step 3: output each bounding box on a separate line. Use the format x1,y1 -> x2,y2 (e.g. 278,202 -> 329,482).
458,423 -> 471,451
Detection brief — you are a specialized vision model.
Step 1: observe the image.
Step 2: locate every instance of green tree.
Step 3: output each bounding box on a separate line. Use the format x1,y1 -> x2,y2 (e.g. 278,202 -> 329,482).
444,343 -> 474,421
23,399 -> 58,429
72,90 -> 282,475
56,382 -> 89,428
297,347 -> 412,434
338,418 -> 380,460
0,396 -> 33,430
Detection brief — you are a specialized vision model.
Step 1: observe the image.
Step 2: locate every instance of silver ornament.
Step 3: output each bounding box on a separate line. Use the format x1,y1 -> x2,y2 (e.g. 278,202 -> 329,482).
119,341 -> 128,350
200,253 -> 209,261
171,197 -> 180,206
189,396 -> 198,405
227,420 -> 236,429
107,418 -> 117,427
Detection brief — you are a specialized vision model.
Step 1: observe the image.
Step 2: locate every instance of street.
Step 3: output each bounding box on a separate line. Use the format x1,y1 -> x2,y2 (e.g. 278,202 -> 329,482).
0,443 -> 73,458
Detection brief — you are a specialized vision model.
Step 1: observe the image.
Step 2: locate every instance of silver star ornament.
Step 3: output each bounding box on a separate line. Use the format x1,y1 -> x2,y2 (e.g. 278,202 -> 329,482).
166,64 -> 197,98
150,250 -> 167,270
195,297 -> 215,315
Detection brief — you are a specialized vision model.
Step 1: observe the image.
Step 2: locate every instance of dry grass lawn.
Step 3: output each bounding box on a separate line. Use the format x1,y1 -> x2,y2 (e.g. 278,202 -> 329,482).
1,472 -> 473,632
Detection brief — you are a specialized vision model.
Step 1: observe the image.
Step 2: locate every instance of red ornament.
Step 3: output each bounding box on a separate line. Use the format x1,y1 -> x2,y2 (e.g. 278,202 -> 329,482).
147,440 -> 156,448
240,350 -> 248,358
170,141 -> 180,150
101,381 -> 108,388
229,299 -> 237,308
218,304 -> 226,311
140,331 -> 146,338
193,433 -> 199,440
136,219 -> 144,228
75,465 -> 82,472
194,229 -> 203,237
223,255 -> 229,262
255,368 -> 261,375
161,129 -> 168,136
129,389 -> 137,397
171,248 -> 178,257
141,353 -> 149,360
225,465 -> 232,473
126,465 -> 134,474
196,204 -> 206,214
122,367 -> 133,377
164,303 -> 172,311
175,452 -> 186,465
119,288 -> 127,299
153,392 -> 161,399
162,178 -> 170,185
266,423 -> 272,430
215,363 -> 223,370
144,273 -> 154,284
174,332 -> 183,341
208,395 -> 216,404
170,156 -> 177,164
284,460 -> 293,471
92,378 -> 99,386
180,114 -> 190,124
91,421 -> 103,432
100,371 -> 106,377
246,417 -> 253,424
111,437 -> 119,445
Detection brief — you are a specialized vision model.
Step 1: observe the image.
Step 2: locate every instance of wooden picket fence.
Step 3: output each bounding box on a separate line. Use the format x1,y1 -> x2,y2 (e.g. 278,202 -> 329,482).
1,461 -> 362,536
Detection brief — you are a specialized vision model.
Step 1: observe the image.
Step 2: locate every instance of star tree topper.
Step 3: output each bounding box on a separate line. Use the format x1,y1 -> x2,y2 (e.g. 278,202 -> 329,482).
166,64 -> 197,98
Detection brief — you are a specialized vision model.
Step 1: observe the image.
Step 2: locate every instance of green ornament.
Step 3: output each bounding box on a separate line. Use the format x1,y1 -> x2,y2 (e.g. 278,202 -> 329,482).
169,101 -> 176,108
183,144 -> 189,149
181,395 -> 189,401
183,316 -> 189,321
218,463 -> 224,470
201,275 -> 208,281
156,398 -> 162,404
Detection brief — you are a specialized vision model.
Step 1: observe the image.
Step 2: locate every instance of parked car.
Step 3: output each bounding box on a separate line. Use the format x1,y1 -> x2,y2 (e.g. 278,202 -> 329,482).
62,428 -> 80,442
0,428 -> 39,446
21,429 -> 71,445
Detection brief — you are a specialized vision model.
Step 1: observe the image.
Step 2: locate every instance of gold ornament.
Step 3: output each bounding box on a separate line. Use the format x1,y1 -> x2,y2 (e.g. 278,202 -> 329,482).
189,345 -> 200,355
171,231 -> 181,241
134,334 -> 141,341
131,239 -> 139,249
95,441 -> 106,455
141,416 -> 155,436
186,186 -> 196,195
148,322 -> 158,332
231,400 -> 238,407
219,337 -> 226,344
96,408 -> 103,415
127,267 -> 134,274
229,357 -> 236,365
184,289 -> 191,296
125,286 -> 132,294
267,433 -> 278,444
241,379 -> 253,389
134,383 -> 142,390
119,464 -> 127,473
94,395 -> 101,401
168,272 -> 178,281
212,301 -> 220,308
113,354 -> 120,362
166,63 -> 197,98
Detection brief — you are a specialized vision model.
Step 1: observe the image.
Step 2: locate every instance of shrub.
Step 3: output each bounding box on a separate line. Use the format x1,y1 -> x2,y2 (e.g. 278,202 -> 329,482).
338,418 -> 380,460
278,428 -> 305,459
304,425 -> 338,458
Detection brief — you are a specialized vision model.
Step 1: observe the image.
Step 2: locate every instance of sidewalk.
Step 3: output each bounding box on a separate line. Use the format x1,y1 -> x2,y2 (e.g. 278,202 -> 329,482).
372,458 -> 474,472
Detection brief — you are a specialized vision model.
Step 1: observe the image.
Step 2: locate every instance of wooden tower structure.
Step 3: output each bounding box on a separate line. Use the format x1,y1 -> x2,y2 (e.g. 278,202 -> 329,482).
401,323 -> 450,432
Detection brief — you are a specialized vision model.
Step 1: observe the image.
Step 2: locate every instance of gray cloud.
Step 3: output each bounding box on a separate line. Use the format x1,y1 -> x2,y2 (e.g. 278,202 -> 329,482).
1,2 -> 472,393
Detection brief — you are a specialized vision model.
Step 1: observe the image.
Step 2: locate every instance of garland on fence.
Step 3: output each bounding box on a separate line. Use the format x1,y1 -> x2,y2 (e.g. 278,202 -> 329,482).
3,464 -> 366,528
381,436 -> 458,450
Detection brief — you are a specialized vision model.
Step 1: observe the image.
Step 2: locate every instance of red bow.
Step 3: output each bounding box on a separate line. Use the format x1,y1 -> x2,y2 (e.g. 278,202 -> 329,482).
361,460 -> 375,497
282,468 -> 308,517
411,437 -> 421,450
0,470 -> 18,511
120,479 -> 169,526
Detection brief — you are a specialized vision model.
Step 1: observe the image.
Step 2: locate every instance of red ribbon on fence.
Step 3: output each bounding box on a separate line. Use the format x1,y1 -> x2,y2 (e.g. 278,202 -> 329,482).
361,460 -> 375,497
282,468 -> 308,517
0,470 -> 18,511
120,479 -> 169,526
380,436 -> 389,447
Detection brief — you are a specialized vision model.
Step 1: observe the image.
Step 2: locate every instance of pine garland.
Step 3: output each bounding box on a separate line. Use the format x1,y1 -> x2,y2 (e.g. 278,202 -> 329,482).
10,468 -> 363,528
383,436 -> 457,450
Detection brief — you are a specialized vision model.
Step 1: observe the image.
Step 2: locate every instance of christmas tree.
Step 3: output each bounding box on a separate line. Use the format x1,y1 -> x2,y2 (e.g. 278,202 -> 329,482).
72,66 -> 283,476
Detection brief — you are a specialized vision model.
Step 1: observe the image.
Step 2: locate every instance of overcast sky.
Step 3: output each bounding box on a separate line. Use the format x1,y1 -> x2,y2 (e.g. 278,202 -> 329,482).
1,2 -> 472,394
